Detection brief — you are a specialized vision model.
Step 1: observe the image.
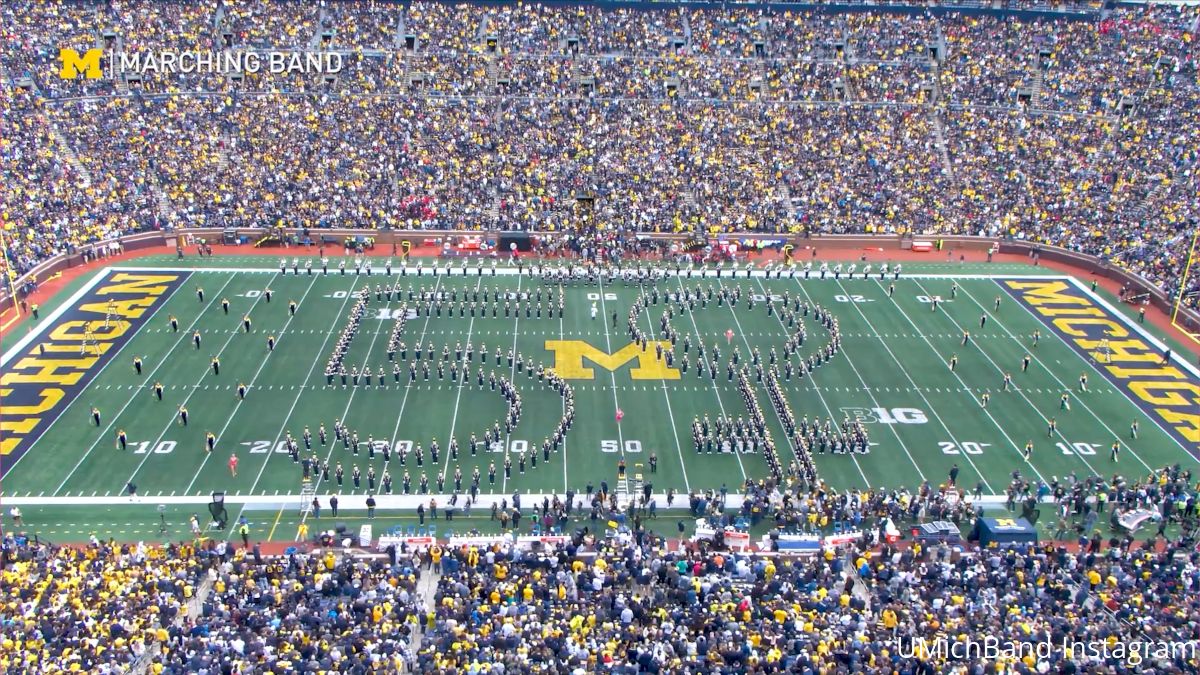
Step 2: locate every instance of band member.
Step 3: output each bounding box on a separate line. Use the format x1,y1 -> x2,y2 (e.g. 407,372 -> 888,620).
133,356 -> 143,375
153,382 -> 164,400
116,429 -> 127,450
206,431 -> 217,453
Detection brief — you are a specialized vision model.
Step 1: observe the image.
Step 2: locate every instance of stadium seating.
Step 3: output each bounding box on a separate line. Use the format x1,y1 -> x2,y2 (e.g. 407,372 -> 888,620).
2,461 -> 1197,672
0,1 -> 1197,309
3,5 -> 1199,671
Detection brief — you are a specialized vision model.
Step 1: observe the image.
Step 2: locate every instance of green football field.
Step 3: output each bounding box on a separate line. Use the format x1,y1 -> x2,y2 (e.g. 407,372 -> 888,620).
2,254 -> 1198,543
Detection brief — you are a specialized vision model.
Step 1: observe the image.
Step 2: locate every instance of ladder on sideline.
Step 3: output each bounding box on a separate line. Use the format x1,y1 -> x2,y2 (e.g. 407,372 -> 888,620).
616,464 -> 644,511
299,479 -> 317,516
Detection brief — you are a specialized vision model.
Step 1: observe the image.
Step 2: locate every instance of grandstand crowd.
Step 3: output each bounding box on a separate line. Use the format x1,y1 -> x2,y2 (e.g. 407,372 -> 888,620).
2,2 -> 1200,670
0,1 -> 1197,310
3,461 -> 1199,673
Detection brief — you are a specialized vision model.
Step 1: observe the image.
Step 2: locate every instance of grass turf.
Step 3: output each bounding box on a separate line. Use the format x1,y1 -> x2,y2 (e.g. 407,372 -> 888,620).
2,255 -> 1198,544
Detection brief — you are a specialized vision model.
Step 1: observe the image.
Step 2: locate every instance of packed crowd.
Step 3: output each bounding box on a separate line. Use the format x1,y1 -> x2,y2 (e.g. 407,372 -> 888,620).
414,464 -> 1199,672
1,1 -> 1197,306
3,457 -> 1198,673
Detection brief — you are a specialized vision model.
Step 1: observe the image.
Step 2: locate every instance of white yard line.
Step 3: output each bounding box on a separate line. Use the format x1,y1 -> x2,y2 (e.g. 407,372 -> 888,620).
746,276 -> 871,486
668,276 -> 741,471
788,277 -> 930,484
715,275 -> 840,483
907,278 -> 1101,478
383,278 -> 445,491
557,279 -> 569,495
181,273 -> 321,494
289,277 -> 406,521
443,275 -> 487,489
853,278 -> 1029,488
498,275 -> 523,496
119,273 -> 285,491
50,273 -> 240,494
595,277 -> 629,473
959,281 -> 1156,472
222,275 -> 365,539
635,285 -> 697,489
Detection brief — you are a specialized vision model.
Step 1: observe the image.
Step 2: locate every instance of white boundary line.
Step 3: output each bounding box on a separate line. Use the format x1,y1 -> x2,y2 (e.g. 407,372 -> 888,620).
1070,277 -> 1200,380
109,265 -> 1077,282
1,267 -> 114,366
1003,277 -> 1200,461
18,267 -> 1198,503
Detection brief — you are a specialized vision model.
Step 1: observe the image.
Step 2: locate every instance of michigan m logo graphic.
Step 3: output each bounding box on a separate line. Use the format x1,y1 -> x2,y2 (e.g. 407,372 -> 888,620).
59,48 -> 103,79
545,340 -> 680,380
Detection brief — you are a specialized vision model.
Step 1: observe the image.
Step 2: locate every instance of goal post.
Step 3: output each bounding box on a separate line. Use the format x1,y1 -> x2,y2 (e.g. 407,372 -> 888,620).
1170,228 -> 1200,346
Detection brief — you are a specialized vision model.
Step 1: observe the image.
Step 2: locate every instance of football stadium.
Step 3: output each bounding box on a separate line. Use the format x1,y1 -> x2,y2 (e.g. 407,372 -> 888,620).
2,0 -> 1200,672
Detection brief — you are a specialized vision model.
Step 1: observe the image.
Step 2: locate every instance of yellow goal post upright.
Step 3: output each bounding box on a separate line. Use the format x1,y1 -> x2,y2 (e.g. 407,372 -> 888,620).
1170,227 -> 1200,346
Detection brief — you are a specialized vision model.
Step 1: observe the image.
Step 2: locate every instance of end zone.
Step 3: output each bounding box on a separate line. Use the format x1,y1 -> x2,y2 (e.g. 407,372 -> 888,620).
0,269 -> 189,472
1002,277 -> 1200,461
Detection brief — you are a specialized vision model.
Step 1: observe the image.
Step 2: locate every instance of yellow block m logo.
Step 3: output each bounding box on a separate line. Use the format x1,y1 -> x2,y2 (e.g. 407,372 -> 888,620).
545,340 -> 680,380
59,48 -> 103,79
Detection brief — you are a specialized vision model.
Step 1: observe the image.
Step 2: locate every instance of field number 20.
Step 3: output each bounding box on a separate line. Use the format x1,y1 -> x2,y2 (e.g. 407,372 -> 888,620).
939,441 -> 990,455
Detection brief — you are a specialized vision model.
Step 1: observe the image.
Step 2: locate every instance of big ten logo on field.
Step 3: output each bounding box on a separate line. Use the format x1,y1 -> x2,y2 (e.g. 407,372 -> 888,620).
840,407 -> 928,424
1,272 -> 187,466
544,340 -> 680,380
